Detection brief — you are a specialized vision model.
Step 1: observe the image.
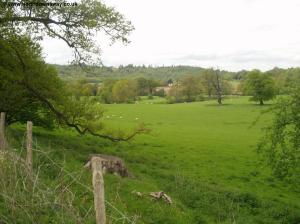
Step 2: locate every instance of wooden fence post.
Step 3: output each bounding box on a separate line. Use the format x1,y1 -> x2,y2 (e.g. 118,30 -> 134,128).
26,121 -> 33,174
0,112 -> 5,151
85,154 -> 129,224
91,156 -> 106,224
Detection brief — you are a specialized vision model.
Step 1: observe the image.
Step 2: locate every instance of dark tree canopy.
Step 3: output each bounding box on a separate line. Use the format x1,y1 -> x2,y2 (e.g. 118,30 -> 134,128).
0,34 -> 59,126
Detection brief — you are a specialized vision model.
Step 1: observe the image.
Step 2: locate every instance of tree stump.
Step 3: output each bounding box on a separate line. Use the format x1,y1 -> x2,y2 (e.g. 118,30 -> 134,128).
86,154 -> 130,177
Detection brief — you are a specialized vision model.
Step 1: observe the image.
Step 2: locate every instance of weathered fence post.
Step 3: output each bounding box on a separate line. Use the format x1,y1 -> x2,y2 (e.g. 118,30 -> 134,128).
0,112 -> 5,151
26,121 -> 33,174
91,156 -> 106,224
85,154 -> 130,224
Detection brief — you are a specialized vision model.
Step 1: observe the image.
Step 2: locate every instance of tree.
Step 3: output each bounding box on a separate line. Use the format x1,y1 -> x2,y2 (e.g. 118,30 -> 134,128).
167,77 -> 203,103
0,0 -> 134,65
0,34 -> 59,126
135,77 -> 159,97
0,35 -> 147,141
0,1 -> 149,141
136,77 -> 149,96
257,88 -> 300,183
180,76 -> 203,102
67,79 -> 98,98
201,69 -> 215,99
201,68 -> 225,104
281,68 -> 300,93
112,79 -> 137,103
146,78 -> 160,97
98,79 -> 117,104
244,70 -> 276,105
212,69 -> 223,104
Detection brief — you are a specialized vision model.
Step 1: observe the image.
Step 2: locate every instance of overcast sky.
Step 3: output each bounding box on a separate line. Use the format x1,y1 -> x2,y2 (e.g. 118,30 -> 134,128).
42,0 -> 300,71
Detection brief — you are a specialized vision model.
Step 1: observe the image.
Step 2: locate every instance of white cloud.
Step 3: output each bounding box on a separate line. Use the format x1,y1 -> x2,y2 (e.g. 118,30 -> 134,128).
41,0 -> 300,71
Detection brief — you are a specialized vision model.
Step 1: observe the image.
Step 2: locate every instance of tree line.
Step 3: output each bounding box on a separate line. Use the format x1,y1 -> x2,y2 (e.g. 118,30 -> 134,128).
67,66 -> 300,105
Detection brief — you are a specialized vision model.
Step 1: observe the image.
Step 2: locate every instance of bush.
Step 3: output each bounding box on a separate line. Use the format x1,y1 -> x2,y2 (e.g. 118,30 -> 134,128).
153,89 -> 165,97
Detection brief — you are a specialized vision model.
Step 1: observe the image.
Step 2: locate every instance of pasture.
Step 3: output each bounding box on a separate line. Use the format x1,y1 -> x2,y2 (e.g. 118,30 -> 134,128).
9,96 -> 300,223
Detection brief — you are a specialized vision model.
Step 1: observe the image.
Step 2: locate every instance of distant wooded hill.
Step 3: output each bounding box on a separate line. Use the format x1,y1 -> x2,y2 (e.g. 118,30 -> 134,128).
53,64 -> 236,83
54,64 -> 300,86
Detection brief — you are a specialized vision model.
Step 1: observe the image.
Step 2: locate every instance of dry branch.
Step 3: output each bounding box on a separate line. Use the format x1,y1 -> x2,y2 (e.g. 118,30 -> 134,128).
20,80 -> 149,142
149,191 -> 173,204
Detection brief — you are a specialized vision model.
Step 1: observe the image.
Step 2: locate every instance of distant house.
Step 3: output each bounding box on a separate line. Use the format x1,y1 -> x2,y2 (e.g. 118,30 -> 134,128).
154,79 -> 175,96
155,86 -> 171,96
167,79 -> 173,87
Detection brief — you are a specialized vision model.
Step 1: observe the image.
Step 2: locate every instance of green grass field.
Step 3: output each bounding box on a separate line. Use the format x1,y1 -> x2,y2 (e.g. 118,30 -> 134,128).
8,96 -> 300,223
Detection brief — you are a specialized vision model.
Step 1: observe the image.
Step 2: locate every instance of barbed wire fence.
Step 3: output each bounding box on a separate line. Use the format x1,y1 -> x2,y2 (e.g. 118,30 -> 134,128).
0,116 -> 138,224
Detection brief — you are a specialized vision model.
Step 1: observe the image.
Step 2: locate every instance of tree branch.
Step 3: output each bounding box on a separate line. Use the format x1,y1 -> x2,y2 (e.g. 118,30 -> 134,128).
19,81 -> 149,142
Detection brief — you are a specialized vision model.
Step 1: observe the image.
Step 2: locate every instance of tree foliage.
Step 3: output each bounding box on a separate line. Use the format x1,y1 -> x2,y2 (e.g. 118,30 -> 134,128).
0,0 -> 134,65
0,34 -> 59,126
258,88 -> 300,183
97,79 -> 117,104
0,35 -> 147,141
179,76 -> 203,102
201,69 -> 233,104
135,77 -> 160,96
67,79 -> 98,98
0,1 -> 149,141
112,79 -> 138,103
244,70 -> 276,105
167,76 -> 204,103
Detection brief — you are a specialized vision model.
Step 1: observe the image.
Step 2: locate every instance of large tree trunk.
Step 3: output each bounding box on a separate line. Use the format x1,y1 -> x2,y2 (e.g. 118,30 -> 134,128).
217,95 -> 222,105
215,71 -> 222,105
259,99 -> 264,105
208,89 -> 212,99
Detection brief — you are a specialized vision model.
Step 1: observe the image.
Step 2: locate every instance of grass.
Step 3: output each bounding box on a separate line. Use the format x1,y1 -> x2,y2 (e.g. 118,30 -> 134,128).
5,96 -> 300,223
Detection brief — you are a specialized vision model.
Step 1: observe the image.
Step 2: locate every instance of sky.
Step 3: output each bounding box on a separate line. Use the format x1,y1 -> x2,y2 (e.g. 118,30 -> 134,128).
41,0 -> 300,71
